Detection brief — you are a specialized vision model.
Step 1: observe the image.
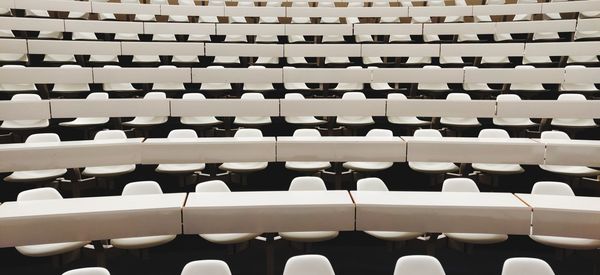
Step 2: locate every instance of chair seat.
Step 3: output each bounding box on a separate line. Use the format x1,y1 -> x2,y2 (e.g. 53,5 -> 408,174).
523,56 -> 552,64
16,241 -> 88,257
255,56 -> 279,64
530,235 -> 600,250
153,83 -> 185,91
493,118 -> 536,127
279,231 -> 339,242
287,57 -> 308,65
133,55 -> 160,63
472,163 -> 525,175
288,35 -> 307,43
365,231 -> 423,241
123,117 -> 168,127
533,32 -> 560,41
457,34 -> 480,42
82,164 -> 136,177
285,161 -> 331,172
551,119 -> 597,128
188,34 -> 212,42
388,116 -> 430,126
445,232 -> 508,244
0,119 -> 49,130
337,116 -> 375,126
44,54 -> 76,63
389,35 -> 411,42
440,117 -> 480,127
181,116 -> 222,126
199,233 -> 260,244
4,169 -> 67,183
213,56 -> 241,64
324,56 -> 351,64
363,57 -> 384,65
539,165 -> 600,177
285,116 -> 327,125
111,235 -> 176,249
409,162 -> 459,174
370,82 -> 394,91
173,55 -> 199,63
343,161 -> 393,172
156,163 -> 205,174
59,117 -> 109,127
234,116 -> 272,126
356,35 -> 374,43
481,56 -> 510,64
219,162 -> 268,173
89,55 -> 119,63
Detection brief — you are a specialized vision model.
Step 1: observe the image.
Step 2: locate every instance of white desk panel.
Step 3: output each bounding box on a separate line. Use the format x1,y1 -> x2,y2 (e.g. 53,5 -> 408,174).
496,100 -> 600,119
225,6 -> 285,16
495,20 -> 576,33
0,100 -> 50,121
144,22 -> 215,35
423,22 -> 496,35
284,44 -> 360,57
170,98 -> 280,116
403,137 -> 545,164
563,67 -> 600,84
409,6 -> 472,17
277,136 -> 406,162
516,194 -> 600,239
387,99 -> 496,117
91,1 -> 160,14
280,98 -> 386,116
0,139 -> 143,172
524,41 -> 600,57
0,193 -> 185,247
285,24 -> 353,35
192,68 -> 282,83
183,191 -> 355,233
352,191 -> 531,234
121,42 -> 204,55
205,43 -> 283,57
353,23 -> 422,35
542,1 -> 600,13
371,68 -> 463,83
50,99 -> 171,118
286,7 -> 408,17
441,43 -> 524,57
0,17 -> 64,32
64,19 -> 143,33
142,137 -> 277,163
577,18 -> 600,31
283,67 -> 370,83
160,5 -> 224,16
472,3 -> 541,16
93,67 -> 191,83
28,40 -> 121,55
0,0 -> 13,9
463,68 -> 564,84
0,67 -> 93,84
537,139 -> 600,167
216,23 -> 285,35
15,0 -> 91,12
362,44 -> 439,57
0,38 -> 27,54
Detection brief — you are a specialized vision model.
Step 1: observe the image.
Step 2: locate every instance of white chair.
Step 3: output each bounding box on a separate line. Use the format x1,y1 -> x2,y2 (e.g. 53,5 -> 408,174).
0,94 -> 49,131
375,0 -> 400,23
408,129 -> 460,175
122,92 -> 169,129
538,131 -> 600,177
283,93 -> 327,126
59,93 -> 110,128
4,134 -> 67,183
551,94 -> 597,129
509,66 -> 547,94
180,93 -> 223,127
283,255 -> 335,275
279,177 -> 339,242
233,93 -> 272,127
472,129 -> 525,175
63,268 -> 110,275
167,0 -> 194,22
0,66 -> 35,93
387,93 -> 430,127
258,0 -> 282,24
243,66 -> 275,92
101,65 -> 138,93
283,67 -> 313,91
51,65 -> 91,95
393,255 -> 445,275
441,178 -> 509,244
155,130 -> 205,177
15,188 -> 88,257
493,94 -> 536,129
181,260 -> 232,275
82,130 -> 136,178
336,92 -> 375,127
418,66 -> 451,93
462,66 -> 496,93
560,66 -> 600,93
285,129 -> 332,172
440,93 -> 481,130
501,258 -> 555,275
152,66 -> 186,91
368,67 -> 394,91
195,180 -> 261,244
357,178 -> 424,241
200,66 -> 233,92
343,129 -> 395,173
333,67 -> 364,91
219,129 -> 269,183
529,181 -> 600,249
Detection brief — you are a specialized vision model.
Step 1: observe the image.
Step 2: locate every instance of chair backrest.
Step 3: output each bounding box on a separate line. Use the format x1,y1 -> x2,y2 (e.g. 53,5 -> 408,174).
283,255 -> 335,275
557,93 -> 586,101
289,177 -> 327,191
293,129 -> 321,138
63,267 -> 111,275
240,93 -> 265,100
234,128 -> 263,138
365,129 -> 393,138
356,177 -> 389,191
182,93 -> 206,100
501,258 -> 555,275
446,93 -> 471,101
531,181 -> 575,196
441,178 -> 480,193
393,256 -> 446,275
144,92 -> 166,99
496,94 -> 521,102
387,93 -> 408,100
168,129 -> 198,139
478,129 -> 510,139
341,92 -> 367,100
195,180 -> 231,192
25,133 -> 61,143
94,130 -> 127,140
122,181 -> 163,196
12,93 -> 42,101
17,187 -> 63,201
87,92 -> 109,100
413,129 -> 443,138
181,260 -> 232,275
284,93 -> 305,100
540,131 -> 570,140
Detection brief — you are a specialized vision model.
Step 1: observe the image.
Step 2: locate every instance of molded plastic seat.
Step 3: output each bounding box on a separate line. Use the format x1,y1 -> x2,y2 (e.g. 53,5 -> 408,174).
82,130 -> 136,177
156,130 -> 205,174
336,92 -> 375,126
442,178 -> 509,244
60,93 -> 110,127
195,180 -> 261,244
284,93 -> 327,126
233,93 -> 272,126
220,129 -> 269,173
560,66 -> 600,92
393,255 -> 446,275
152,66 -> 186,91
243,66 -> 275,92
52,65 -> 91,94
15,188 -> 88,257
343,129 -> 395,172
501,258 -> 555,275
179,93 -> 222,126
509,66 -> 546,92
551,94 -> 597,128
181,260 -> 232,275
101,66 -> 137,92
0,94 -> 49,130
357,178 -> 424,241
333,67 -> 363,91
4,134 -> 67,183
0,66 -> 35,92
122,92 -> 168,127
440,93 -> 481,127
283,68 -> 313,91
493,94 -> 536,128
285,129 -> 332,172
111,181 -> 176,249
462,67 -> 494,92
472,129 -> 525,175
283,255 -> 335,275
538,131 -> 600,177
387,93 -> 430,126
418,66 -> 451,92
409,129 -> 459,174
63,267 -> 110,275
200,66 -> 233,91
279,177 -> 339,242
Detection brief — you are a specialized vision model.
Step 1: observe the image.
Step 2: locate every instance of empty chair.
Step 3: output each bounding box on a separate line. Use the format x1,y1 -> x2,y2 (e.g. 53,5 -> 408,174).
180,93 -> 223,128
82,130 -> 136,179
343,129 -> 395,173
440,93 -> 481,131
101,66 -> 138,93
152,66 -> 186,91
283,93 -> 327,126
111,181 -> 176,249
501,258 -> 555,275
15,188 -> 88,257
279,177 -> 339,242
417,66 -> 451,94
408,129 -> 460,176
51,65 -> 91,95
181,260 -> 232,275
560,66 -> 600,93
243,66 -> 275,92
258,0 -> 282,24
219,129 -> 269,184
551,94 -> 597,129
122,92 -> 169,130
233,93 -> 272,127
283,67 -> 314,92
63,268 -> 110,275
59,93 -> 110,129
333,67 -> 364,91
472,129 -> 525,175
387,93 -> 430,127
200,66 -> 233,93
509,66 -> 547,94
368,67 -> 394,91
285,129 -> 332,173
195,180 -> 261,244
493,94 -> 536,129
0,66 -> 35,93
442,178 -> 509,244
393,255 -> 445,275
538,131 -> 600,177
462,67 -> 497,94
357,178 -> 424,241
155,130 -> 205,179
4,134 -> 67,183
283,255 -> 335,275
0,94 -> 49,131
336,92 -> 375,128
